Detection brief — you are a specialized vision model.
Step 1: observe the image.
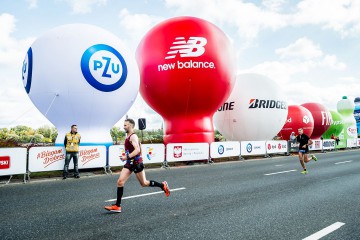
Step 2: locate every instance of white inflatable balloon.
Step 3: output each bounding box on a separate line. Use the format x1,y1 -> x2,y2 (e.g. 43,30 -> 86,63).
21,24 -> 139,145
214,73 -> 288,141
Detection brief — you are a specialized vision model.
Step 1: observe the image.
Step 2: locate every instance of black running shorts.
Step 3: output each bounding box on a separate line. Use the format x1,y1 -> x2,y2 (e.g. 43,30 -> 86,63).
124,162 -> 144,173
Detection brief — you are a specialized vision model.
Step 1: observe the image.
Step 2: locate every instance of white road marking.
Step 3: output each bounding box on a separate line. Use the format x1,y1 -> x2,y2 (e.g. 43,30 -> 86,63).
105,187 -> 186,202
275,165 -> 284,167
264,170 -> 297,176
303,222 -> 345,240
335,160 -> 352,165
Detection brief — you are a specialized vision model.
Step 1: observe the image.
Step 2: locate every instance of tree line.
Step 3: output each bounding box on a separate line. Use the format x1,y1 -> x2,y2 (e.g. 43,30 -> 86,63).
0,125 -> 224,147
0,125 -> 165,147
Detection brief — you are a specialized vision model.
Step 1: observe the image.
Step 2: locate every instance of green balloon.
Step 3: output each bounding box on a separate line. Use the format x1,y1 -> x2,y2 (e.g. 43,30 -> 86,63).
322,110 -> 344,139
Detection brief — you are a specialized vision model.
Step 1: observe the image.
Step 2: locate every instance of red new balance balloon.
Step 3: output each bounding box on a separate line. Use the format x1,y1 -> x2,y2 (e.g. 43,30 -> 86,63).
136,16 -> 236,144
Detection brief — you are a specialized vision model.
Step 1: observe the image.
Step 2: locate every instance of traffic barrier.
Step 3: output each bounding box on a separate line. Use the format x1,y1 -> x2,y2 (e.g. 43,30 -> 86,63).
322,140 -> 335,151
1,138 -> 357,183
28,146 -> 107,173
309,139 -> 323,151
0,148 -> 27,183
265,140 -> 288,156
28,146 -> 65,172
210,141 -> 240,159
240,141 -> 266,156
166,143 -> 209,162
108,144 -> 165,168
347,139 -> 357,148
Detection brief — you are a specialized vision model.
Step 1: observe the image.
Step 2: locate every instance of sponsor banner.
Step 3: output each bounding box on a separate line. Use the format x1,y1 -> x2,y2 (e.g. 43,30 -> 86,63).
358,138 -> 360,147
347,126 -> 358,138
78,146 -> 106,169
322,140 -> 335,150
0,148 -> 27,176
166,143 -> 209,162
265,141 -> 288,154
309,140 -> 322,151
108,145 -> 125,167
210,141 -> 240,158
347,139 -> 357,148
240,141 -> 266,156
288,140 -> 299,153
141,144 -> 165,164
109,144 -> 165,167
29,147 -> 65,172
29,146 -> 106,172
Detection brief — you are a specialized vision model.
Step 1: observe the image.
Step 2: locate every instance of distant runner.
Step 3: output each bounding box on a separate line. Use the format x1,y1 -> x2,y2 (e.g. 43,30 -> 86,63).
296,128 -> 318,174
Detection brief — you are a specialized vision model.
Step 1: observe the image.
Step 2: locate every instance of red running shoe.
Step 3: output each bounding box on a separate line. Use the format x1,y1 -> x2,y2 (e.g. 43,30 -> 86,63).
104,204 -> 122,213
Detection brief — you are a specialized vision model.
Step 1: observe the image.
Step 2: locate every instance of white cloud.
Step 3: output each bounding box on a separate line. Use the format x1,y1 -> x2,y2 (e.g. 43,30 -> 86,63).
0,13 -> 44,129
262,0 -> 286,12
262,38 -> 346,80
239,35 -> 351,110
292,80 -> 359,110
273,37 -> 346,71
26,0 -> 38,9
292,0 -> 360,37
118,8 -> 164,44
165,0 -> 360,41
319,54 -> 346,70
165,0 -> 288,41
276,37 -> 323,60
0,13 -> 35,66
62,0 -> 107,14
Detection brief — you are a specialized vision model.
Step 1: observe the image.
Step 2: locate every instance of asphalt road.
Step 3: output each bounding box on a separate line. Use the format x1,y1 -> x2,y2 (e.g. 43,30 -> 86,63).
1,149 -> 360,240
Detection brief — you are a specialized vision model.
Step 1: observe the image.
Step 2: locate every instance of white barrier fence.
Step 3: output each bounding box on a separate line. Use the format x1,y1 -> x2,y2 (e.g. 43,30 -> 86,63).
108,144 -> 165,167
266,141 -> 288,154
347,139 -> 357,148
166,143 -> 209,162
241,141 -> 266,156
309,139 -> 323,151
322,140 -> 336,150
210,141 -> 240,158
1,139 -> 359,180
28,146 -> 107,172
0,148 -> 27,176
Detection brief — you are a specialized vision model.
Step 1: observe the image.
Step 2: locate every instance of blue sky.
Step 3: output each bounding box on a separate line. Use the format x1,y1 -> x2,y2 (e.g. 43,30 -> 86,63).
0,0 -> 359,130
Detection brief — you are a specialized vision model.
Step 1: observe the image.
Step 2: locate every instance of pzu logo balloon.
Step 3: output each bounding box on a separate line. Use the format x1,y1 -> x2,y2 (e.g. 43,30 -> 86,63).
22,24 -> 139,145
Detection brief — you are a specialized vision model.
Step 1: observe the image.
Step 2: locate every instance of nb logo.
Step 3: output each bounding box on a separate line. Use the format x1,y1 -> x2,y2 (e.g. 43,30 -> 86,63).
81,44 -> 127,92
165,37 -> 207,59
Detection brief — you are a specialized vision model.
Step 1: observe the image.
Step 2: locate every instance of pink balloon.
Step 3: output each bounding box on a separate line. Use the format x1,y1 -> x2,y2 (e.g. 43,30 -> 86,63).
301,102 -> 332,139
278,105 -> 314,140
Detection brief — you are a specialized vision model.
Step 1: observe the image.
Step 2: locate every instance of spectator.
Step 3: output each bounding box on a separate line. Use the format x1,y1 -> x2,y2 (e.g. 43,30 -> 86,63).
63,125 -> 81,179
289,132 -> 296,141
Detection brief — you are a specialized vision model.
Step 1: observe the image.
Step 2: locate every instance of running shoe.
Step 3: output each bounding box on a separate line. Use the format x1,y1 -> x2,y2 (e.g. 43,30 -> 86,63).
162,181 -> 170,197
312,155 -> 318,161
104,204 -> 122,213
301,170 -> 308,175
